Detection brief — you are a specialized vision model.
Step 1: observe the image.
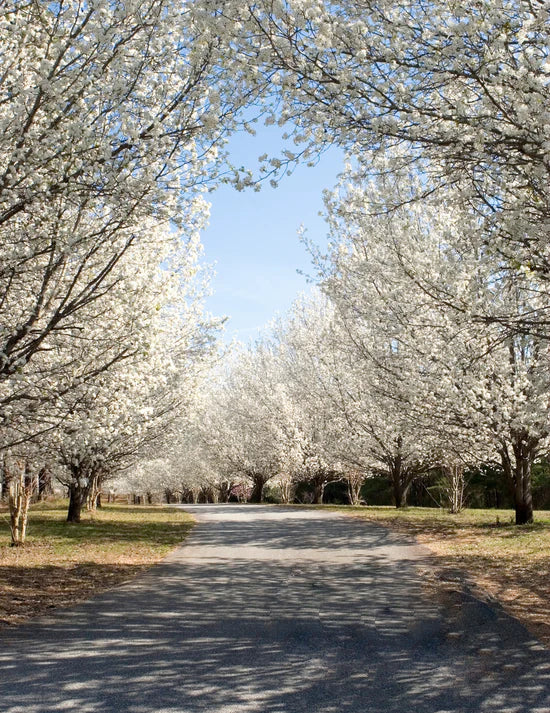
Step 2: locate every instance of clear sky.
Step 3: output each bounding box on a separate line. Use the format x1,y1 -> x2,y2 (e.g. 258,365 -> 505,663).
201,126 -> 343,343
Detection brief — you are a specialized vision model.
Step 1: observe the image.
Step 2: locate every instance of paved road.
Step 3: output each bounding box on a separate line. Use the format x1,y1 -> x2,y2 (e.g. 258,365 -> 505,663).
0,505 -> 549,713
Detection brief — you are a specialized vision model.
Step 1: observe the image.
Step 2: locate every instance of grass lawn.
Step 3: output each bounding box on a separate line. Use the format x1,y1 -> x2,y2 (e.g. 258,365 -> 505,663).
0,501 -> 194,627
333,505 -> 550,647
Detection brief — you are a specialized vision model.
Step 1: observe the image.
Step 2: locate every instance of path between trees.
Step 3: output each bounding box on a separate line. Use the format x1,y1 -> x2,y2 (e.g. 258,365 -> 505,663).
0,505 -> 549,712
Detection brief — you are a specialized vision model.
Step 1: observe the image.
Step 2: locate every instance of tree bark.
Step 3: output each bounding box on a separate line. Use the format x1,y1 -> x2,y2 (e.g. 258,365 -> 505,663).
86,473 -> 102,512
390,462 -> 411,508
280,478 -> 293,504
38,467 -> 53,500
249,477 -> 265,503
444,464 -> 465,514
500,434 -> 536,525
180,488 -> 194,503
217,480 -> 232,503
312,479 -> 325,505
392,478 -> 408,508
7,458 -> 35,544
346,470 -> 364,506
389,438 -> 414,508
199,486 -> 216,503
67,482 -> 88,523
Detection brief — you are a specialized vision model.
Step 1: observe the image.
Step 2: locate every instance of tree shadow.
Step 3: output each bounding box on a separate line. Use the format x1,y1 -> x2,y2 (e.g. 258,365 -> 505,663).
14,511 -> 194,547
0,563 -> 148,627
0,505 -> 548,712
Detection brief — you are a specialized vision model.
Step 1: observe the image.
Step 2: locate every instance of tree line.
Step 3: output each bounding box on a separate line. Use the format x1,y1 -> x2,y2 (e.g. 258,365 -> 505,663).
1,0 -> 549,543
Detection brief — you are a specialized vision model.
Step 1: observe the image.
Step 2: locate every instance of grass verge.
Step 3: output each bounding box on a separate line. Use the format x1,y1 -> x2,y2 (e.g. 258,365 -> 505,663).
332,505 -> 550,647
0,501 -> 194,627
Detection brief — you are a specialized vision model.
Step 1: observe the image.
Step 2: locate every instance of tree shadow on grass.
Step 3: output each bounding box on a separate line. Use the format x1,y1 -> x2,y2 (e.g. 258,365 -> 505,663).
341,507 -> 550,648
0,508 -> 195,628
0,563 -> 149,628
429,549 -> 550,647
20,513 -> 194,547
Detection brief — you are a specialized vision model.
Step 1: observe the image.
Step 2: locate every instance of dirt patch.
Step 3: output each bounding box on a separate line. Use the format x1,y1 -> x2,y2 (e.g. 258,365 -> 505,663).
0,562 -> 148,627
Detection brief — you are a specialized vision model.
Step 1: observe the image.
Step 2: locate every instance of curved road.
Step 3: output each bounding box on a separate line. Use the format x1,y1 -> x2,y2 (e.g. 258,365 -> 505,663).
0,505 -> 549,712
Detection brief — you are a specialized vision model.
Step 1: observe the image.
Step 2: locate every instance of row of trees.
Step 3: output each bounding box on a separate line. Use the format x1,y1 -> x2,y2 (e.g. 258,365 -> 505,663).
131,159 -> 550,525
177,0 -> 549,525
116,0 -> 550,526
2,0 -> 550,536
0,0 -> 267,542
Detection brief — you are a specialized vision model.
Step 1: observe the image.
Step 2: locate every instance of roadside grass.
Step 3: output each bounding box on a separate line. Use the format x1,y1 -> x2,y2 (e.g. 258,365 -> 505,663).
0,501 -> 194,627
332,505 -> 550,647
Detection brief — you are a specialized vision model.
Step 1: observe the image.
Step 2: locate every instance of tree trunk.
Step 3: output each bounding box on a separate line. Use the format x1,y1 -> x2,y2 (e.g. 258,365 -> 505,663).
249,477 -> 265,503
0,453 -> 4,501
280,478 -> 293,504
180,489 -> 192,503
8,459 -> 34,546
391,463 -> 411,508
513,440 -> 534,525
218,481 -> 232,503
444,464 -> 465,514
392,478 -> 407,508
86,473 -> 101,512
38,467 -> 53,501
199,486 -> 213,503
67,483 -> 88,523
346,470 -> 364,506
181,488 -> 199,503
312,479 -> 325,505
500,434 -> 536,525
390,440 -> 412,508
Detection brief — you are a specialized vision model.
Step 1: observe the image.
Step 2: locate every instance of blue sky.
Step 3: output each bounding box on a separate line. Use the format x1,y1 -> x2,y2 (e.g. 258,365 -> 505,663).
201,127 -> 343,343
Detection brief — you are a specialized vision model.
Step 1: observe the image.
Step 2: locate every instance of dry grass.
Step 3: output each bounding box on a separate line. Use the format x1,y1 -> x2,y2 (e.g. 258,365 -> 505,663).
335,505 -> 550,647
0,501 -> 194,627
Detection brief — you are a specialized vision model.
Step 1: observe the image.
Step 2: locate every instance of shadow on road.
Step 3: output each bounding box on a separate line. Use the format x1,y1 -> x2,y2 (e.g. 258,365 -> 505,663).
0,505 -> 548,712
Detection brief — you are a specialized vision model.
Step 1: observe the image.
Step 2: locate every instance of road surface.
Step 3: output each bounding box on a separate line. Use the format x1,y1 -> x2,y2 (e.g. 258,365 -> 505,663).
0,504 -> 549,712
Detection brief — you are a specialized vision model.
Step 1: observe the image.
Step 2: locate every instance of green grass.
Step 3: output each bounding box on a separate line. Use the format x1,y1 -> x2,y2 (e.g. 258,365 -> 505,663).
328,504 -> 550,554
3,500 -> 194,554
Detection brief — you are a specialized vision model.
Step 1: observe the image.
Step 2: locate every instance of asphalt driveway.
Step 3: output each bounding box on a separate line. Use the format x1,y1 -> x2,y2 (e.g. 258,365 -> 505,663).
0,504 -> 549,712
